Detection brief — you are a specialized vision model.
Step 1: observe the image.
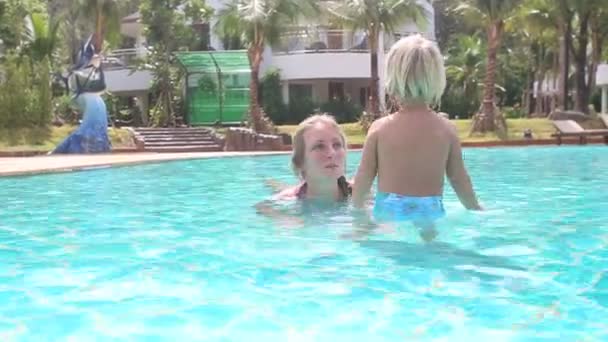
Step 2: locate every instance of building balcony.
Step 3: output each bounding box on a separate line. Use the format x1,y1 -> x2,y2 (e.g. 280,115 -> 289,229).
102,48 -> 147,70
101,47 -> 152,95
273,28 -> 368,55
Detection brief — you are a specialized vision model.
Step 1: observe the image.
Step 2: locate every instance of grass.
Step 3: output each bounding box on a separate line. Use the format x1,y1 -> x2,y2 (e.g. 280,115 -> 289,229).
276,118 -> 560,144
1,117 -> 603,152
0,125 -> 133,152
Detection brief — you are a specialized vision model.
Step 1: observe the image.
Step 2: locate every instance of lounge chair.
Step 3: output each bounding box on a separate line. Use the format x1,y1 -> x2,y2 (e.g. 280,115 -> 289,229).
600,113 -> 608,128
551,120 -> 608,145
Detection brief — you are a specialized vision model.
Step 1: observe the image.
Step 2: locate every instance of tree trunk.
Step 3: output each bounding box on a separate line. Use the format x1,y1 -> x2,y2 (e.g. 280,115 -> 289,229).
471,20 -> 506,135
557,15 -> 571,110
524,73 -> 533,117
248,46 -> 263,132
535,68 -> 546,116
588,14 -> 604,106
551,50 -> 559,114
369,28 -> 380,119
94,4 -> 104,53
162,51 -> 174,127
573,12 -> 590,113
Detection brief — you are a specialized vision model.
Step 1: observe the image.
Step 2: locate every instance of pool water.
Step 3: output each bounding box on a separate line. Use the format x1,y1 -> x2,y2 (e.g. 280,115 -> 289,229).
1,146 -> 608,340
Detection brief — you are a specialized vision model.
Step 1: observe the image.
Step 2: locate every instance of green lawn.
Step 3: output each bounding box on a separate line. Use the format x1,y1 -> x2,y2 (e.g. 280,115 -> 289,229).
0,118 -> 599,152
276,118 -> 558,145
0,125 -> 133,152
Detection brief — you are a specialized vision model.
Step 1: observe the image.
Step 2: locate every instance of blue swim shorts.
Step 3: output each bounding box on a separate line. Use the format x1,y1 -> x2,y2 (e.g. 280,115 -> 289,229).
373,192 -> 446,223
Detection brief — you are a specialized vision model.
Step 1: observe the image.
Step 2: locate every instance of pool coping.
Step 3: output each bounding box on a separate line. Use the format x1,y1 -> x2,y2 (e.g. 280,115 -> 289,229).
0,151 -> 292,178
2,136 -> 607,157
1,137 -> 606,178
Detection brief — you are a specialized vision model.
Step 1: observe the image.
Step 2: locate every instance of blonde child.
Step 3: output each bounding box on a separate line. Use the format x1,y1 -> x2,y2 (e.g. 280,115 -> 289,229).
352,34 -> 482,242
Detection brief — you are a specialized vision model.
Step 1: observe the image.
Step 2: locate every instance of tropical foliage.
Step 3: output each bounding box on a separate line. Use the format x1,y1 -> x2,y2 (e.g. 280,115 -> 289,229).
214,0 -> 318,132
1,0 -> 607,135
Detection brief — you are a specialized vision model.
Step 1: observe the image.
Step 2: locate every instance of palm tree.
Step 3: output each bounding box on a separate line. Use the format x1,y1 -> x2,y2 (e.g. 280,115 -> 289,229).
589,1 -> 608,96
513,0 -> 559,116
22,12 -> 61,67
324,0 -> 428,119
456,0 -> 520,134
215,0 -> 318,133
444,34 -> 485,116
80,0 -> 120,53
568,0 -> 608,113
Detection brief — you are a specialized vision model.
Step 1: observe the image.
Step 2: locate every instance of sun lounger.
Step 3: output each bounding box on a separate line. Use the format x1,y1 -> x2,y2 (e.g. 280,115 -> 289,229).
551,120 -> 608,145
600,113 -> 608,128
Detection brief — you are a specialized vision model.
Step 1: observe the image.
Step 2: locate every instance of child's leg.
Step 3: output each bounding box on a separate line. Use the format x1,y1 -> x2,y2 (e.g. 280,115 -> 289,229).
414,220 -> 437,243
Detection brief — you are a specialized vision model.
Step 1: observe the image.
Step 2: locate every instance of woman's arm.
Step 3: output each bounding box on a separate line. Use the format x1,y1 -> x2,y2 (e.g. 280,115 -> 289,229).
254,187 -> 304,228
263,179 -> 290,193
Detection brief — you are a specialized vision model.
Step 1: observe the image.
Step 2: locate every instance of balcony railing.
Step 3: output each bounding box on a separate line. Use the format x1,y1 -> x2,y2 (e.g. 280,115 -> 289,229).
273,28 -> 434,55
273,29 -> 369,55
384,31 -> 436,51
102,48 -> 147,70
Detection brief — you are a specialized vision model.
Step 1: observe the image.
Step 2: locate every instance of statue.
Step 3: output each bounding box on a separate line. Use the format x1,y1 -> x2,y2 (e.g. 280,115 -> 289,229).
51,35 -> 111,154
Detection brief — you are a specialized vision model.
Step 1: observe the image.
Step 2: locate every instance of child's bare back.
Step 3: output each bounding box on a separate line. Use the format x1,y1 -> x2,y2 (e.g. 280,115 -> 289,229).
351,34 -> 481,241
373,109 -> 453,196
355,107 -> 481,210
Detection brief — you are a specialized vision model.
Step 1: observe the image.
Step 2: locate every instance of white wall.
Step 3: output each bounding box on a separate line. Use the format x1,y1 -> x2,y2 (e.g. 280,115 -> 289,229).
105,69 -> 153,93
597,63 -> 608,86
271,53 -> 371,80
207,0 -> 226,50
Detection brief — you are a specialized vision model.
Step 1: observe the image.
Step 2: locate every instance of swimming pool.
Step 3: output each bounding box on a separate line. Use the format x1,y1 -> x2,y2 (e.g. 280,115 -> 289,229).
1,146 -> 607,340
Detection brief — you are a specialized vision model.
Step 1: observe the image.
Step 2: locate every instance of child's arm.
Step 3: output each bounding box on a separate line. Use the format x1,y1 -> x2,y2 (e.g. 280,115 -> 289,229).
352,119 -> 381,208
446,124 -> 482,210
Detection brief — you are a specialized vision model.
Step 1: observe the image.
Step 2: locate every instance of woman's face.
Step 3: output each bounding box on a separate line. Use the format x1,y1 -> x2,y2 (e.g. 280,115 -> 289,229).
301,123 -> 346,182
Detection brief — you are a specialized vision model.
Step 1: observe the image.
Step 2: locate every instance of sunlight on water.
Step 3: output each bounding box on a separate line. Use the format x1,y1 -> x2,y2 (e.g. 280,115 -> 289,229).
1,146 -> 607,340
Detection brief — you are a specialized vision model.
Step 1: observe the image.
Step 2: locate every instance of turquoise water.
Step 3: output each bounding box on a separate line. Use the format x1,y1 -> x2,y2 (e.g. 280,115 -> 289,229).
1,146 -> 608,340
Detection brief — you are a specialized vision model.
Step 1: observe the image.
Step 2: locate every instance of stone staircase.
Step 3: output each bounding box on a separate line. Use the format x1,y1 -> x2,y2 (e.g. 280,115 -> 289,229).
130,127 -> 224,152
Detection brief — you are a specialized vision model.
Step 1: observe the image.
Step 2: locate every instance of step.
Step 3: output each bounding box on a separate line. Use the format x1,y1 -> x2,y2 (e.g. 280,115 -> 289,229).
144,145 -> 223,153
136,133 -> 217,140
141,136 -> 217,143
137,134 -> 214,139
133,128 -> 213,134
143,141 -> 220,147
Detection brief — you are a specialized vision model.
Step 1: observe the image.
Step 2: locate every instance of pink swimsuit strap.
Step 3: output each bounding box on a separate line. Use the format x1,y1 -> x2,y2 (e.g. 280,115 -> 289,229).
296,176 -> 352,200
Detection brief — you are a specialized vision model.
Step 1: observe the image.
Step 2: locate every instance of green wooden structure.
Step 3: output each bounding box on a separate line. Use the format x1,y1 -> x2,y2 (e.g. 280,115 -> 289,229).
176,51 -> 250,125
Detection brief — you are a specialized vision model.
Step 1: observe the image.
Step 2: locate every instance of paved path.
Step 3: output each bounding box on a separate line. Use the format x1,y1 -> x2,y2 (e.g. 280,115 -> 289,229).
0,151 -> 291,177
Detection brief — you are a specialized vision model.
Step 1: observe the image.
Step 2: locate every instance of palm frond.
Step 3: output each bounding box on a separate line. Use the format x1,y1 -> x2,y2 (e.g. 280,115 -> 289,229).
238,0 -> 268,24
214,2 -> 249,45
215,0 -> 315,49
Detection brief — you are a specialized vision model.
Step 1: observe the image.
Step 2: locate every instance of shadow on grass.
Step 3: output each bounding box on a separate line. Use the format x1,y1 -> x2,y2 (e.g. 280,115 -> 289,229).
24,126 -> 53,145
1,126 -> 53,148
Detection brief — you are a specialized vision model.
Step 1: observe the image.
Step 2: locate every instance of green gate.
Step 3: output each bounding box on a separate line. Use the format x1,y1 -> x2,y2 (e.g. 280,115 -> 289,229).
176,51 -> 250,126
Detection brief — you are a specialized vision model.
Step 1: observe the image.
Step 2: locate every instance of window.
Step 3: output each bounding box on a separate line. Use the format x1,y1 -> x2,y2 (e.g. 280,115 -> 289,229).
359,87 -> 370,107
289,84 -> 313,102
328,82 -> 345,101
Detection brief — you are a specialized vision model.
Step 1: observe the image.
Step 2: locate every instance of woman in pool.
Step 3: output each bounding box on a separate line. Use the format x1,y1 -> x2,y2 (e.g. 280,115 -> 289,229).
262,113 -> 351,200
256,113 -> 380,236
255,114 -> 357,224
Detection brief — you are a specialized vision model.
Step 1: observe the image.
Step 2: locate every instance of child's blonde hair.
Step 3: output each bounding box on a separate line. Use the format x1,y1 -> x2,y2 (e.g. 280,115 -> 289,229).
384,34 -> 446,107
291,114 -> 347,178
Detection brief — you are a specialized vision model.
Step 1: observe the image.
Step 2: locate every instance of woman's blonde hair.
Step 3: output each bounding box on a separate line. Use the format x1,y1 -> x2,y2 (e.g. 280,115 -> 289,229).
291,114 -> 347,178
384,34 -> 446,107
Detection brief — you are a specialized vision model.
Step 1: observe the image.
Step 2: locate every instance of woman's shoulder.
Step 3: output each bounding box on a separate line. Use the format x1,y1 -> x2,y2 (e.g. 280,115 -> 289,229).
272,184 -> 305,201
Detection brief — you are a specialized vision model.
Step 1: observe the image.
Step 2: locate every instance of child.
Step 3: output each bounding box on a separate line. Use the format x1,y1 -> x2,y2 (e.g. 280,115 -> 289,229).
351,34 -> 482,242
